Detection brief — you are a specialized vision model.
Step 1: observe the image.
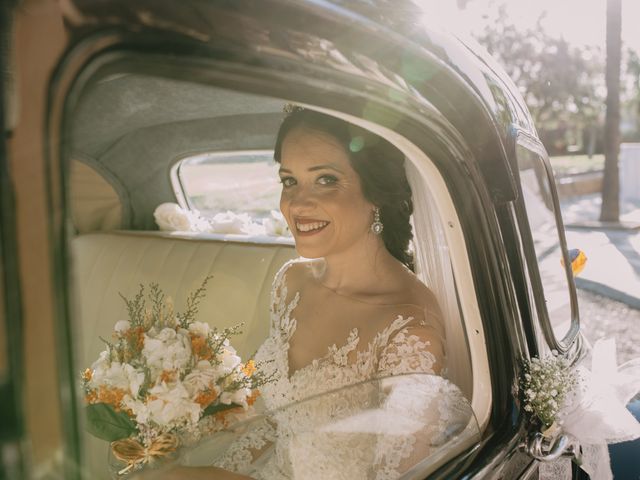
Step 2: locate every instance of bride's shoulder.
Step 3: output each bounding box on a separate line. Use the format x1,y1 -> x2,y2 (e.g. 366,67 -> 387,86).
392,270 -> 443,327
273,257 -> 321,292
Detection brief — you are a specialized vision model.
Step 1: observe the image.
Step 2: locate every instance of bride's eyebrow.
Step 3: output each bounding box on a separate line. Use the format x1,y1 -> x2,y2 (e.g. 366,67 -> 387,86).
308,164 -> 344,173
278,164 -> 344,175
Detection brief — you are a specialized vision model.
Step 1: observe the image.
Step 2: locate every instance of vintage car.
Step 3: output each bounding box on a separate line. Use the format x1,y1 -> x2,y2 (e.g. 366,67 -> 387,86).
1,0 -> 638,478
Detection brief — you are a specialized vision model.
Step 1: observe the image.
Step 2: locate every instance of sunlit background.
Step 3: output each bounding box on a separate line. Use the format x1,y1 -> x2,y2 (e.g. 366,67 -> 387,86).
417,0 -> 640,331
421,0 -> 640,50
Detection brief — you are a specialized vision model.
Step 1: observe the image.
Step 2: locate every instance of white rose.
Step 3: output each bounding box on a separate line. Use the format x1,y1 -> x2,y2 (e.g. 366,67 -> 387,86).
114,320 -> 131,335
188,321 -> 211,338
142,335 -> 165,373
90,350 -> 111,381
183,360 -> 219,396
125,365 -> 146,398
142,328 -> 192,375
209,211 -> 250,234
147,381 -> 201,427
220,387 -> 251,407
123,395 -> 150,425
90,361 -> 145,398
220,346 -> 241,372
263,210 -> 290,237
154,203 -> 210,232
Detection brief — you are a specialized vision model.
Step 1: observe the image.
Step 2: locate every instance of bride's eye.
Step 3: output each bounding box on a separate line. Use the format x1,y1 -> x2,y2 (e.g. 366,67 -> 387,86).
317,174 -> 338,185
280,176 -> 296,188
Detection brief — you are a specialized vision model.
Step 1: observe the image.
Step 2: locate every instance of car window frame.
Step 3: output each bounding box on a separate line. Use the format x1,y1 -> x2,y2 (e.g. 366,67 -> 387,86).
511,127 -> 580,353
50,43 -> 502,476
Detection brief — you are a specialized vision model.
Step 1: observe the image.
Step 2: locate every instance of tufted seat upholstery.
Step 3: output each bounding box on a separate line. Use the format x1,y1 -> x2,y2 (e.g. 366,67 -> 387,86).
71,230 -> 296,478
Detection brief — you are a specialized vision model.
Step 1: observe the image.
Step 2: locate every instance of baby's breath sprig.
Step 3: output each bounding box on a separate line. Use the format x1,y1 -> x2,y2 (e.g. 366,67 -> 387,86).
119,285 -> 146,327
521,350 -> 578,428
176,275 -> 213,329
210,324 -> 244,355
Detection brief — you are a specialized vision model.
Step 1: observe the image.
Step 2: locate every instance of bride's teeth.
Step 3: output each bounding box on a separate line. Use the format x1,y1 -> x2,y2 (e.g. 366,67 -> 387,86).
297,221 -> 327,232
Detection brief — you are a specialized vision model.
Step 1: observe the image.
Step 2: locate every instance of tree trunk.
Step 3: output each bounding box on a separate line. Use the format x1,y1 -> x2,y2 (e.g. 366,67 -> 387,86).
600,0 -> 622,222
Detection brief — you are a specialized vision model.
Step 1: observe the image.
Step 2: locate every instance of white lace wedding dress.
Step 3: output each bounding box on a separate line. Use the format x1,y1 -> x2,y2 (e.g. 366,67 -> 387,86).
213,260 -> 474,479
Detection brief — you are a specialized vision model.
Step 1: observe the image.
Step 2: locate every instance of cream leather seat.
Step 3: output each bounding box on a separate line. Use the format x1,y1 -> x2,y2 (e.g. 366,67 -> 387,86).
72,230 -> 296,478
72,231 -> 296,364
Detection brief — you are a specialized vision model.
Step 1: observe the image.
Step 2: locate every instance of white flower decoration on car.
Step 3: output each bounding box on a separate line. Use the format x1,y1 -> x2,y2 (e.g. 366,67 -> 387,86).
154,202 -> 210,232
263,210 -> 290,236
208,210 -> 251,234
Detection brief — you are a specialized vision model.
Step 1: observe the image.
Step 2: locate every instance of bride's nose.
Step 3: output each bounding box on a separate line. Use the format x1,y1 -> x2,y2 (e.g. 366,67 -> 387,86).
287,185 -> 318,213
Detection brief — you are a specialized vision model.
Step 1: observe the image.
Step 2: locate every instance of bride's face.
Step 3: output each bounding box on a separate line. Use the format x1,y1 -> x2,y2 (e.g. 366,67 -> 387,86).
279,127 -> 376,259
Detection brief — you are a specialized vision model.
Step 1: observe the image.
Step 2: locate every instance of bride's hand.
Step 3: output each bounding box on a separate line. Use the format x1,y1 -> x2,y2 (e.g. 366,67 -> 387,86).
133,465 -> 255,479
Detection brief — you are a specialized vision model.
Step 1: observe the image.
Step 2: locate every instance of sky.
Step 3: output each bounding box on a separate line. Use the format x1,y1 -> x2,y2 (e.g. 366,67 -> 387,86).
418,0 -> 640,52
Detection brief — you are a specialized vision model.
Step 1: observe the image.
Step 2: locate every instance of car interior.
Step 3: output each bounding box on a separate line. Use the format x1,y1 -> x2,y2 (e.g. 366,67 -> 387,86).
65,64 -> 492,477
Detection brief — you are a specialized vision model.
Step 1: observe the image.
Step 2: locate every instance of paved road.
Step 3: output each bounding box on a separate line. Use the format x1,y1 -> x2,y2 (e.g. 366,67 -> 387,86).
577,289 -> 640,365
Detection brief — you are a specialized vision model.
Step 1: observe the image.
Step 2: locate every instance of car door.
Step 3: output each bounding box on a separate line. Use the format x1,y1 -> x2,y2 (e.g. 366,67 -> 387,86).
3,1 -> 560,478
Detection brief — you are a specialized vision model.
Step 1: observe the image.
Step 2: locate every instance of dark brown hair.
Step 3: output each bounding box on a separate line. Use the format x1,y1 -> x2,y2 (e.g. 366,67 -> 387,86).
274,108 -> 414,271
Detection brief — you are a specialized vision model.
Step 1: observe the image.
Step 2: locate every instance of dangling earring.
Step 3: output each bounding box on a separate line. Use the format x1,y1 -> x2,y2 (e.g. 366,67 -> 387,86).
371,207 -> 384,235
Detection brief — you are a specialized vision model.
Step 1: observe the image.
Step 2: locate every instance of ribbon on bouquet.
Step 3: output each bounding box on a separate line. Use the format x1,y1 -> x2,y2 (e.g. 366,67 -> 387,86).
540,338 -> 640,480
111,433 -> 181,475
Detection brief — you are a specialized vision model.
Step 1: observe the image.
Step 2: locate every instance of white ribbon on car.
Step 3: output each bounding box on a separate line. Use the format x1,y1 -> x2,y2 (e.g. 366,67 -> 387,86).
540,338 -> 640,480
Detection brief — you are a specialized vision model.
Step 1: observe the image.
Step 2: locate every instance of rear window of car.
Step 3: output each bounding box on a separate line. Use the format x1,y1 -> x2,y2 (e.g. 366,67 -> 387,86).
172,150 -> 290,236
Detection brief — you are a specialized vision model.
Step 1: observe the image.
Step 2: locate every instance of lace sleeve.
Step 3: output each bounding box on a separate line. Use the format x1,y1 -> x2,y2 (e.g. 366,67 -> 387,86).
211,417 -> 277,477
378,323 -> 446,376
374,325 -> 472,479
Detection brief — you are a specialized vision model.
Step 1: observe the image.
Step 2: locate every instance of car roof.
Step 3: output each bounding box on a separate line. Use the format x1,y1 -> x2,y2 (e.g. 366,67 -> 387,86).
63,0 -> 539,227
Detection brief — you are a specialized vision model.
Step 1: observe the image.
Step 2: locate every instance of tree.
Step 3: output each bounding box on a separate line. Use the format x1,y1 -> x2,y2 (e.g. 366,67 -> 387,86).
600,0 -> 622,222
473,7 -> 605,154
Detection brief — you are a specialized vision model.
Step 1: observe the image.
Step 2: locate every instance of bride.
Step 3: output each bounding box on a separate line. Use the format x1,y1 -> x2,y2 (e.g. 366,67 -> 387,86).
155,107 -> 471,479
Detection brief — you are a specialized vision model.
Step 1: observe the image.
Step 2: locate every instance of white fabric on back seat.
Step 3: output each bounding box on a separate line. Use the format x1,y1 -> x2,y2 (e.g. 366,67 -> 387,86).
72,231 -> 297,368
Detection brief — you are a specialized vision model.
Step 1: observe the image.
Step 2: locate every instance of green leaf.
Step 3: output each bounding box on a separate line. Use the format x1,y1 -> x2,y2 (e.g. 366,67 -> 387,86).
85,403 -> 137,441
202,402 -> 240,417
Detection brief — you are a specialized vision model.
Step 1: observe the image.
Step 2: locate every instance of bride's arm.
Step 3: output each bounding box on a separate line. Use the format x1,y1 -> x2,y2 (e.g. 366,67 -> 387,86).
374,323 -> 472,479
134,465 -> 255,479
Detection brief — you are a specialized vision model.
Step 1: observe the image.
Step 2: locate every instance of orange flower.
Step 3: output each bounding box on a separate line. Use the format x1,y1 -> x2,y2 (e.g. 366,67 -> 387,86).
160,370 -> 176,383
195,388 -> 218,408
128,326 -> 145,352
214,406 -> 244,427
190,333 -> 212,360
82,368 -> 93,382
85,386 -> 127,411
247,390 -> 260,406
85,390 -> 98,404
241,360 -> 257,377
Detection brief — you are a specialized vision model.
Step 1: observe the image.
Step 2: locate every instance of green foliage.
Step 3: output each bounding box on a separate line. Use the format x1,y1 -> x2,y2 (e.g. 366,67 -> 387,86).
202,402 -> 241,417
119,285 -> 146,327
176,275 -> 213,329
474,6 -> 605,131
85,403 -> 137,441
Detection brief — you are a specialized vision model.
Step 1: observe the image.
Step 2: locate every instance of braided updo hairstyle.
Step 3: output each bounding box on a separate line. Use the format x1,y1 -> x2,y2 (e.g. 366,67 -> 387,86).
273,107 -> 415,271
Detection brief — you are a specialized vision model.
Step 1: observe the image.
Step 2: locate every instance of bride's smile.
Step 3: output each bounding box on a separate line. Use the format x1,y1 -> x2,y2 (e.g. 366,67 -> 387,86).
293,217 -> 330,235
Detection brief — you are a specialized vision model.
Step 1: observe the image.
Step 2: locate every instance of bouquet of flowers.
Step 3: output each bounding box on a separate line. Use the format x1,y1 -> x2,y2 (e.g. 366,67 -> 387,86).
520,350 -> 578,430
81,277 -> 269,475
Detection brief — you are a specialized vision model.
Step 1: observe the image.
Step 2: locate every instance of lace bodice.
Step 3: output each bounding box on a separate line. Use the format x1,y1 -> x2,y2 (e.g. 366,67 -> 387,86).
214,260 -> 473,479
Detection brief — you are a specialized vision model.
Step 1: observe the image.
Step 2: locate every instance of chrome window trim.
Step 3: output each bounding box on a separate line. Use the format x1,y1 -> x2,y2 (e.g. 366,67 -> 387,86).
512,126 -> 580,353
